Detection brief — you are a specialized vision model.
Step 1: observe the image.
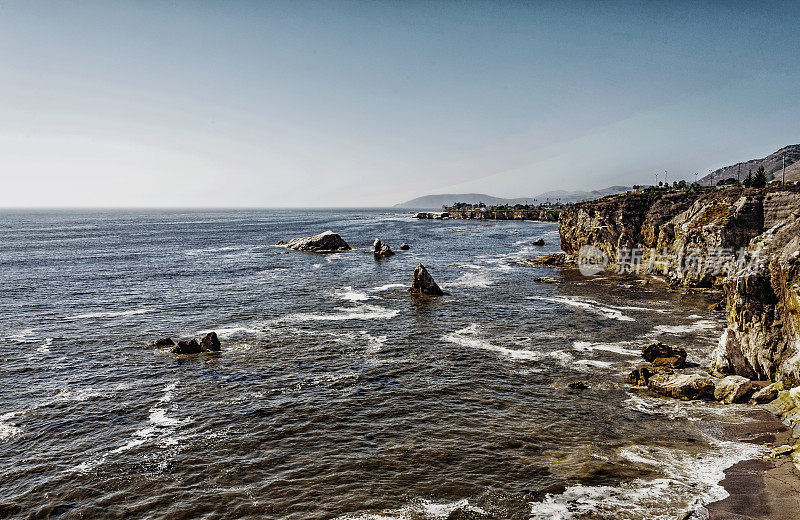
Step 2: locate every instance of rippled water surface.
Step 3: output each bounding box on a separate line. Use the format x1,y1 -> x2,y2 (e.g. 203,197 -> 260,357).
0,209 -> 760,519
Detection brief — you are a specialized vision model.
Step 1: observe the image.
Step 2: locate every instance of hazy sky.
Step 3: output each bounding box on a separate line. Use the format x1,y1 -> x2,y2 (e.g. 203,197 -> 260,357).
2,1 -> 799,207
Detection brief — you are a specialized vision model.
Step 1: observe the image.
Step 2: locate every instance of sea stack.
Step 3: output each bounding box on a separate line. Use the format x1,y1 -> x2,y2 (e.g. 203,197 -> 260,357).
373,238 -> 395,258
408,264 -> 444,296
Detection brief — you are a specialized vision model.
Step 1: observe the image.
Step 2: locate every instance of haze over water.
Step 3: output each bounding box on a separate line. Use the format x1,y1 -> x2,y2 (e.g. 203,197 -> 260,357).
0,209 -> 764,519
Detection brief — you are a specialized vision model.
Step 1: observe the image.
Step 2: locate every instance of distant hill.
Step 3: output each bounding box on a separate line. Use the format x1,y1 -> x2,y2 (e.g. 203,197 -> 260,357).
699,144 -> 800,185
394,186 -> 630,209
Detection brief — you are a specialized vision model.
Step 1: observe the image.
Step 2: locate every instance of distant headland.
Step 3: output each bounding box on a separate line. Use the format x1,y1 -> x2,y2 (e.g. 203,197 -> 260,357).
394,186 -> 630,209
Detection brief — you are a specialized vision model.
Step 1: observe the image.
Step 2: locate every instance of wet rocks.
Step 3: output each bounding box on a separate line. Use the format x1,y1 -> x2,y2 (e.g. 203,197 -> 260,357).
399,243 -> 410,250
171,339 -> 201,355
652,355 -> 686,369
714,375 -> 756,404
531,238 -> 545,246
751,381 -> 783,403
373,238 -> 395,258
408,264 -> 444,296
524,253 -> 567,266
160,332 -> 222,355
200,331 -> 221,352
647,373 -> 716,400
641,341 -> 687,366
625,366 -> 653,387
567,380 -> 589,390
285,231 -> 351,252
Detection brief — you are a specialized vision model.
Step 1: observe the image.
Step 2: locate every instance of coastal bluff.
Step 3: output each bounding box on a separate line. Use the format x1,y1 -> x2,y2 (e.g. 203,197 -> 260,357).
558,185 -> 800,385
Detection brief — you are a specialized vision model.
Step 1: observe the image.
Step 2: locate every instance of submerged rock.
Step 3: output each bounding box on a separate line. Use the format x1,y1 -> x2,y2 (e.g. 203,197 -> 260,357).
399,243 -> 410,250
171,339 -> 202,355
531,238 -> 545,246
408,264 -> 444,296
567,380 -> 589,390
714,375 -> 756,404
285,231 -> 351,252
373,238 -> 395,258
525,253 -> 567,266
647,373 -> 715,400
200,331 -> 221,352
153,337 -> 174,347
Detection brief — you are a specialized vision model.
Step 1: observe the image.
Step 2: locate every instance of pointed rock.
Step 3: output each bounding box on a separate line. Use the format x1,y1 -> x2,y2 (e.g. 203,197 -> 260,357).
408,264 -> 444,296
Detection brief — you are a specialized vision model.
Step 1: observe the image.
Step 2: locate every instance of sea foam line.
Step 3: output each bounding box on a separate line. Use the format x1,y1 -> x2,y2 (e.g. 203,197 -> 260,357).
528,296 -> 635,322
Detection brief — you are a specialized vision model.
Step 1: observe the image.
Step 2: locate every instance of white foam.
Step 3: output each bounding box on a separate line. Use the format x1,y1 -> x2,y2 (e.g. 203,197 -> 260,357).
572,341 -> 640,357
36,338 -> 53,353
654,320 -> 717,335
7,327 -> 36,342
0,412 -> 23,442
531,436 -> 762,520
338,498 -> 483,520
66,308 -> 152,319
529,296 -> 635,322
370,283 -> 406,292
443,271 -> 493,289
444,324 -> 542,361
334,286 -> 370,301
283,305 -> 399,323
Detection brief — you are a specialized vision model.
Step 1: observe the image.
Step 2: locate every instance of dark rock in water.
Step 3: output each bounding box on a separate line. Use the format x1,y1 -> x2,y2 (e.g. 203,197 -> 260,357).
641,341 -> 687,365
285,231 -> 351,252
276,240 -> 287,245
200,331 -> 221,352
524,253 -> 566,266
408,264 -> 444,296
399,243 -> 410,250
532,238 -> 545,246
567,380 -> 589,390
647,373 -> 715,400
373,238 -> 395,258
172,339 -> 201,355
153,337 -> 174,347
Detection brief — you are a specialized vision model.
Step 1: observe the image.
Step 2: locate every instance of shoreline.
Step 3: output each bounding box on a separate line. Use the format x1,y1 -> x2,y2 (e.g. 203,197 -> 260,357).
706,412 -> 799,519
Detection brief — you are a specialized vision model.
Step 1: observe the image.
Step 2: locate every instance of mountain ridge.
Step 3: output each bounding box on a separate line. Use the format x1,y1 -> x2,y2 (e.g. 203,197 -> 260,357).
700,144 -> 800,185
394,186 -> 630,209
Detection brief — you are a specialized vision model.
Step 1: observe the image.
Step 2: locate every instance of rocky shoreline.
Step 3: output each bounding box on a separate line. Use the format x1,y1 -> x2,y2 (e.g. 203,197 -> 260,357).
547,184 -> 800,516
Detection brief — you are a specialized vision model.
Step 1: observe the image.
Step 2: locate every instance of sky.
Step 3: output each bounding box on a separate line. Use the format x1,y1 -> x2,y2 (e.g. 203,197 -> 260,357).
1,0 -> 799,207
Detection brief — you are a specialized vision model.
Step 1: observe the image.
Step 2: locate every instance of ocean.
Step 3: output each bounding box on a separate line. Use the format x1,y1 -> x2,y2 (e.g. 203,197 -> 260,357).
0,209 -> 764,519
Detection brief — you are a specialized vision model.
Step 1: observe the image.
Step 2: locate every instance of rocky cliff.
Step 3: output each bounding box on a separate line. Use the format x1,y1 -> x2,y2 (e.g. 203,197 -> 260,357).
559,185 -> 800,384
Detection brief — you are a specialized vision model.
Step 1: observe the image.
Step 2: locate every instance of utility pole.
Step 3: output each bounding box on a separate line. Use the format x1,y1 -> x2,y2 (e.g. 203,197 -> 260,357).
654,172 -> 658,187
709,169 -> 713,188
737,163 -> 741,185
784,153 -> 787,186
665,170 -> 668,186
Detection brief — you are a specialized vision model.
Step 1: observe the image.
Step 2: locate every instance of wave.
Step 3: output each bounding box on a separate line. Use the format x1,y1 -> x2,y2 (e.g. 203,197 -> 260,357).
334,286 -> 370,301
338,498 -> 479,520
444,324 -> 542,361
66,308 -> 152,319
282,304 -> 399,323
36,337 -> 53,353
528,296 -> 635,322
369,283 -> 406,292
653,319 -> 717,335
7,327 -> 36,343
0,412 -> 23,442
531,438 -> 763,520
572,341 -> 640,357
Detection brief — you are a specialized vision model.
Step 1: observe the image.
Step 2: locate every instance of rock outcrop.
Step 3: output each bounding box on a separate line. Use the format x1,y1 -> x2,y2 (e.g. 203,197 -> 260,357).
532,238 -> 545,246
168,332 -> 221,355
172,339 -> 202,355
285,231 -> 351,252
400,243 -> 410,250
714,375 -> 756,404
559,185 -> 800,384
408,264 -> 444,296
153,337 -> 174,347
373,239 -> 395,258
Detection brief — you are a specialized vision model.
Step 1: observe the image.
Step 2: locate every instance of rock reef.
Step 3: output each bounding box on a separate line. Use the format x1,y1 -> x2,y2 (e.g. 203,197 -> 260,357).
285,231 -> 351,252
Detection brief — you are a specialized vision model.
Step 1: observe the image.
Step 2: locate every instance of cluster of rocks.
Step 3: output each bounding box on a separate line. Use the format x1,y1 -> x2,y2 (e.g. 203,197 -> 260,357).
154,332 -> 221,355
519,253 -> 569,267
373,238 -> 395,258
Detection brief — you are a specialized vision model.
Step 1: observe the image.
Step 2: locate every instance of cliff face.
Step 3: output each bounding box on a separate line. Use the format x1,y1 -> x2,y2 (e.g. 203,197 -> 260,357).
559,186 -> 800,383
